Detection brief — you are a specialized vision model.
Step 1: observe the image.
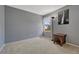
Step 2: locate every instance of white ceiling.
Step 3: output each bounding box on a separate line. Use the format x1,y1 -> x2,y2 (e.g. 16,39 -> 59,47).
9,5 -> 65,15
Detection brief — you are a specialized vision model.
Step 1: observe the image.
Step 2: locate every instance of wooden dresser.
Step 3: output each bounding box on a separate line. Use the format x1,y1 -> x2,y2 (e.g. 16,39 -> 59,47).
53,33 -> 66,46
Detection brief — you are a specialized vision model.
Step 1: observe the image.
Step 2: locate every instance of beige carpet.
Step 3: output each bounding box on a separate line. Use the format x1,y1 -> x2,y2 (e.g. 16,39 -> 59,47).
0,37 -> 79,54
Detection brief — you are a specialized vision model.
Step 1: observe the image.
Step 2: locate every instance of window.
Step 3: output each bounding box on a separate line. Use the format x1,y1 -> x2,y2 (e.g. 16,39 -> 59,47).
43,17 -> 51,32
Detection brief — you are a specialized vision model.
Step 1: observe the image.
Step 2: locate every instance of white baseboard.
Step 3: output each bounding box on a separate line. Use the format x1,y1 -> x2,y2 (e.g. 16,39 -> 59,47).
67,43 -> 79,48
0,44 -> 5,52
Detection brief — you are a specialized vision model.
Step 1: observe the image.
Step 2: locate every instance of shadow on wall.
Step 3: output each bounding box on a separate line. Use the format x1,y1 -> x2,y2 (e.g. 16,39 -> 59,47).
5,6 -> 43,43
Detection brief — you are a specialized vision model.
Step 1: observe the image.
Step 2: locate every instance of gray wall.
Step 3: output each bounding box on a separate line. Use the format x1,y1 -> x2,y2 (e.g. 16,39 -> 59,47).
44,5 -> 79,45
0,5 -> 5,48
5,6 -> 43,43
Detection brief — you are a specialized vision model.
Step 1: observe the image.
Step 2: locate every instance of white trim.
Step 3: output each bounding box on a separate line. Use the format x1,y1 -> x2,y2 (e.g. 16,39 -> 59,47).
67,43 -> 79,48
0,44 -> 5,52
